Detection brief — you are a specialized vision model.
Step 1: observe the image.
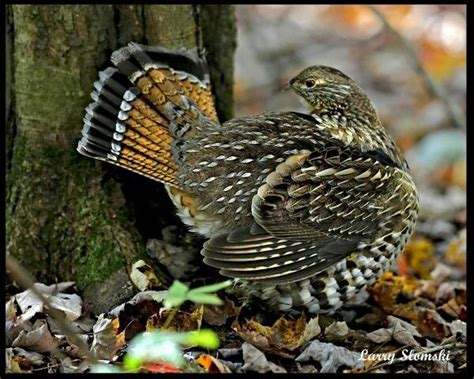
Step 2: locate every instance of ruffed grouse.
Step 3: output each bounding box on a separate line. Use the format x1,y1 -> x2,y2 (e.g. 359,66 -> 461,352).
77,43 -> 419,314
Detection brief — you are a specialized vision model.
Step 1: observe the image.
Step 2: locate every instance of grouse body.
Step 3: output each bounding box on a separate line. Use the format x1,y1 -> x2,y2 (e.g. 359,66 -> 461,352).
77,43 -> 419,314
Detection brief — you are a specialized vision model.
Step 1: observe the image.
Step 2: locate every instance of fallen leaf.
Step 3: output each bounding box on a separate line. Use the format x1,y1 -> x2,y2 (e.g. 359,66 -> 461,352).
46,314 -> 95,336
203,299 -> 240,326
241,342 -> 287,373
115,298 -> 164,340
387,316 -> 421,347
146,305 -> 204,333
6,347 -> 45,373
414,279 -> 438,301
15,282 -> 82,322
365,328 -> 392,344
448,320 -> 466,340
12,319 -> 59,353
6,319 -> 32,347
401,239 -> 436,279
196,354 -> 232,373
438,288 -> 467,320
324,321 -> 349,340
368,272 -> 423,321
130,260 -> 162,292
5,349 -> 23,373
6,297 -> 18,321
414,309 -> 449,342
109,291 -> 167,317
90,314 -> 120,360
435,282 -> 466,304
296,340 -> 364,373
233,314 -> 320,356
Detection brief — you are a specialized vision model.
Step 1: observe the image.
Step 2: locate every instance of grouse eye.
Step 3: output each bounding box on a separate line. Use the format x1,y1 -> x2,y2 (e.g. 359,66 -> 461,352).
305,79 -> 316,88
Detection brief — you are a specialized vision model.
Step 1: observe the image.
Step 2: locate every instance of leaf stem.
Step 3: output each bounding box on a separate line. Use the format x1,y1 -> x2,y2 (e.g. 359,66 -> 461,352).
163,307 -> 179,330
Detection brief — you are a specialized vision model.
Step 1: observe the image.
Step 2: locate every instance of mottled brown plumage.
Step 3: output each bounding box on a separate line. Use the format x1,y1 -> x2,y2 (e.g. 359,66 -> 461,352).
77,43 -> 419,314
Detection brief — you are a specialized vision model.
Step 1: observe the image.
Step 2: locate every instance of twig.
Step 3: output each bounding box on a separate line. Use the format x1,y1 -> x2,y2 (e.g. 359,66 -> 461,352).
163,307 -> 179,330
367,5 -> 465,130
6,255 -> 99,368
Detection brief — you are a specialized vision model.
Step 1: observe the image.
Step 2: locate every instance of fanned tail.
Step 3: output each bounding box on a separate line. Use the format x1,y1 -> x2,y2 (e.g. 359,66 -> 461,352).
77,42 -> 219,187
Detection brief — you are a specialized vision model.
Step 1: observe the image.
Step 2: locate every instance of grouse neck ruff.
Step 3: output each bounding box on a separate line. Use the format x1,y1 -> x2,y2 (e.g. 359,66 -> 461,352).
77,43 -> 419,314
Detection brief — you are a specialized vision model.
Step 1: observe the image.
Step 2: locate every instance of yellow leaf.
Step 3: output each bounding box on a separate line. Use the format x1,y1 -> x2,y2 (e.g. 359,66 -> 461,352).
402,239 -> 436,279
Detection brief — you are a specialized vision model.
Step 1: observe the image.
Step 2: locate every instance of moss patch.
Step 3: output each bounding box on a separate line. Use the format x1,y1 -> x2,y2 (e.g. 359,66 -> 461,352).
7,132 -> 145,289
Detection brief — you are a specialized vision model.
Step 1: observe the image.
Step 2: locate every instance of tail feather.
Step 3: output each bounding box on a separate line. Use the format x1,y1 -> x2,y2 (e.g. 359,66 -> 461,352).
77,43 -> 218,186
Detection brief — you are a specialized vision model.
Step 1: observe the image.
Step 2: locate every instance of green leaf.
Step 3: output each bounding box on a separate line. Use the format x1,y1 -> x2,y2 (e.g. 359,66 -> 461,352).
187,292 -> 223,305
187,280 -> 233,295
164,280 -> 189,309
123,354 -> 142,372
184,329 -> 220,349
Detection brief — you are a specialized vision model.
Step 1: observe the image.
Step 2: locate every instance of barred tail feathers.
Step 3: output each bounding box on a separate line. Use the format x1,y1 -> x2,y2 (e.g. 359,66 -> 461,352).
77,43 -> 218,186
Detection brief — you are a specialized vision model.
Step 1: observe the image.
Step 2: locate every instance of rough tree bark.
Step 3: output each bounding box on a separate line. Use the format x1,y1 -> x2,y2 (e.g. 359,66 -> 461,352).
6,5 -> 236,313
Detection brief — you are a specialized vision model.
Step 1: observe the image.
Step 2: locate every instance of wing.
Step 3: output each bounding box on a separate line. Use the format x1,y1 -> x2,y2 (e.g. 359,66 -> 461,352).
202,143 -> 405,284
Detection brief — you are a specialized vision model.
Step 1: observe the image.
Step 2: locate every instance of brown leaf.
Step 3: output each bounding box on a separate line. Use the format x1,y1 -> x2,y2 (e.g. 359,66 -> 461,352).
438,288 -> 467,321
109,291 -> 167,317
368,272 -> 423,321
203,299 -> 240,326
414,279 -> 438,301
12,319 -> 59,353
115,297 -> 164,340
146,305 -> 204,333
232,314 -> 320,357
414,309 -> 449,342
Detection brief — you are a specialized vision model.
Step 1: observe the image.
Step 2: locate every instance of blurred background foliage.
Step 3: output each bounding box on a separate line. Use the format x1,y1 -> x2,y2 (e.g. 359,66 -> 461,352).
234,5 -> 466,193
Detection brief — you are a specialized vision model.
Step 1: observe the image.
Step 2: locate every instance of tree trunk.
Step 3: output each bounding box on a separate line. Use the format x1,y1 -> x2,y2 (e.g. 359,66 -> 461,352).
6,5 -> 236,313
